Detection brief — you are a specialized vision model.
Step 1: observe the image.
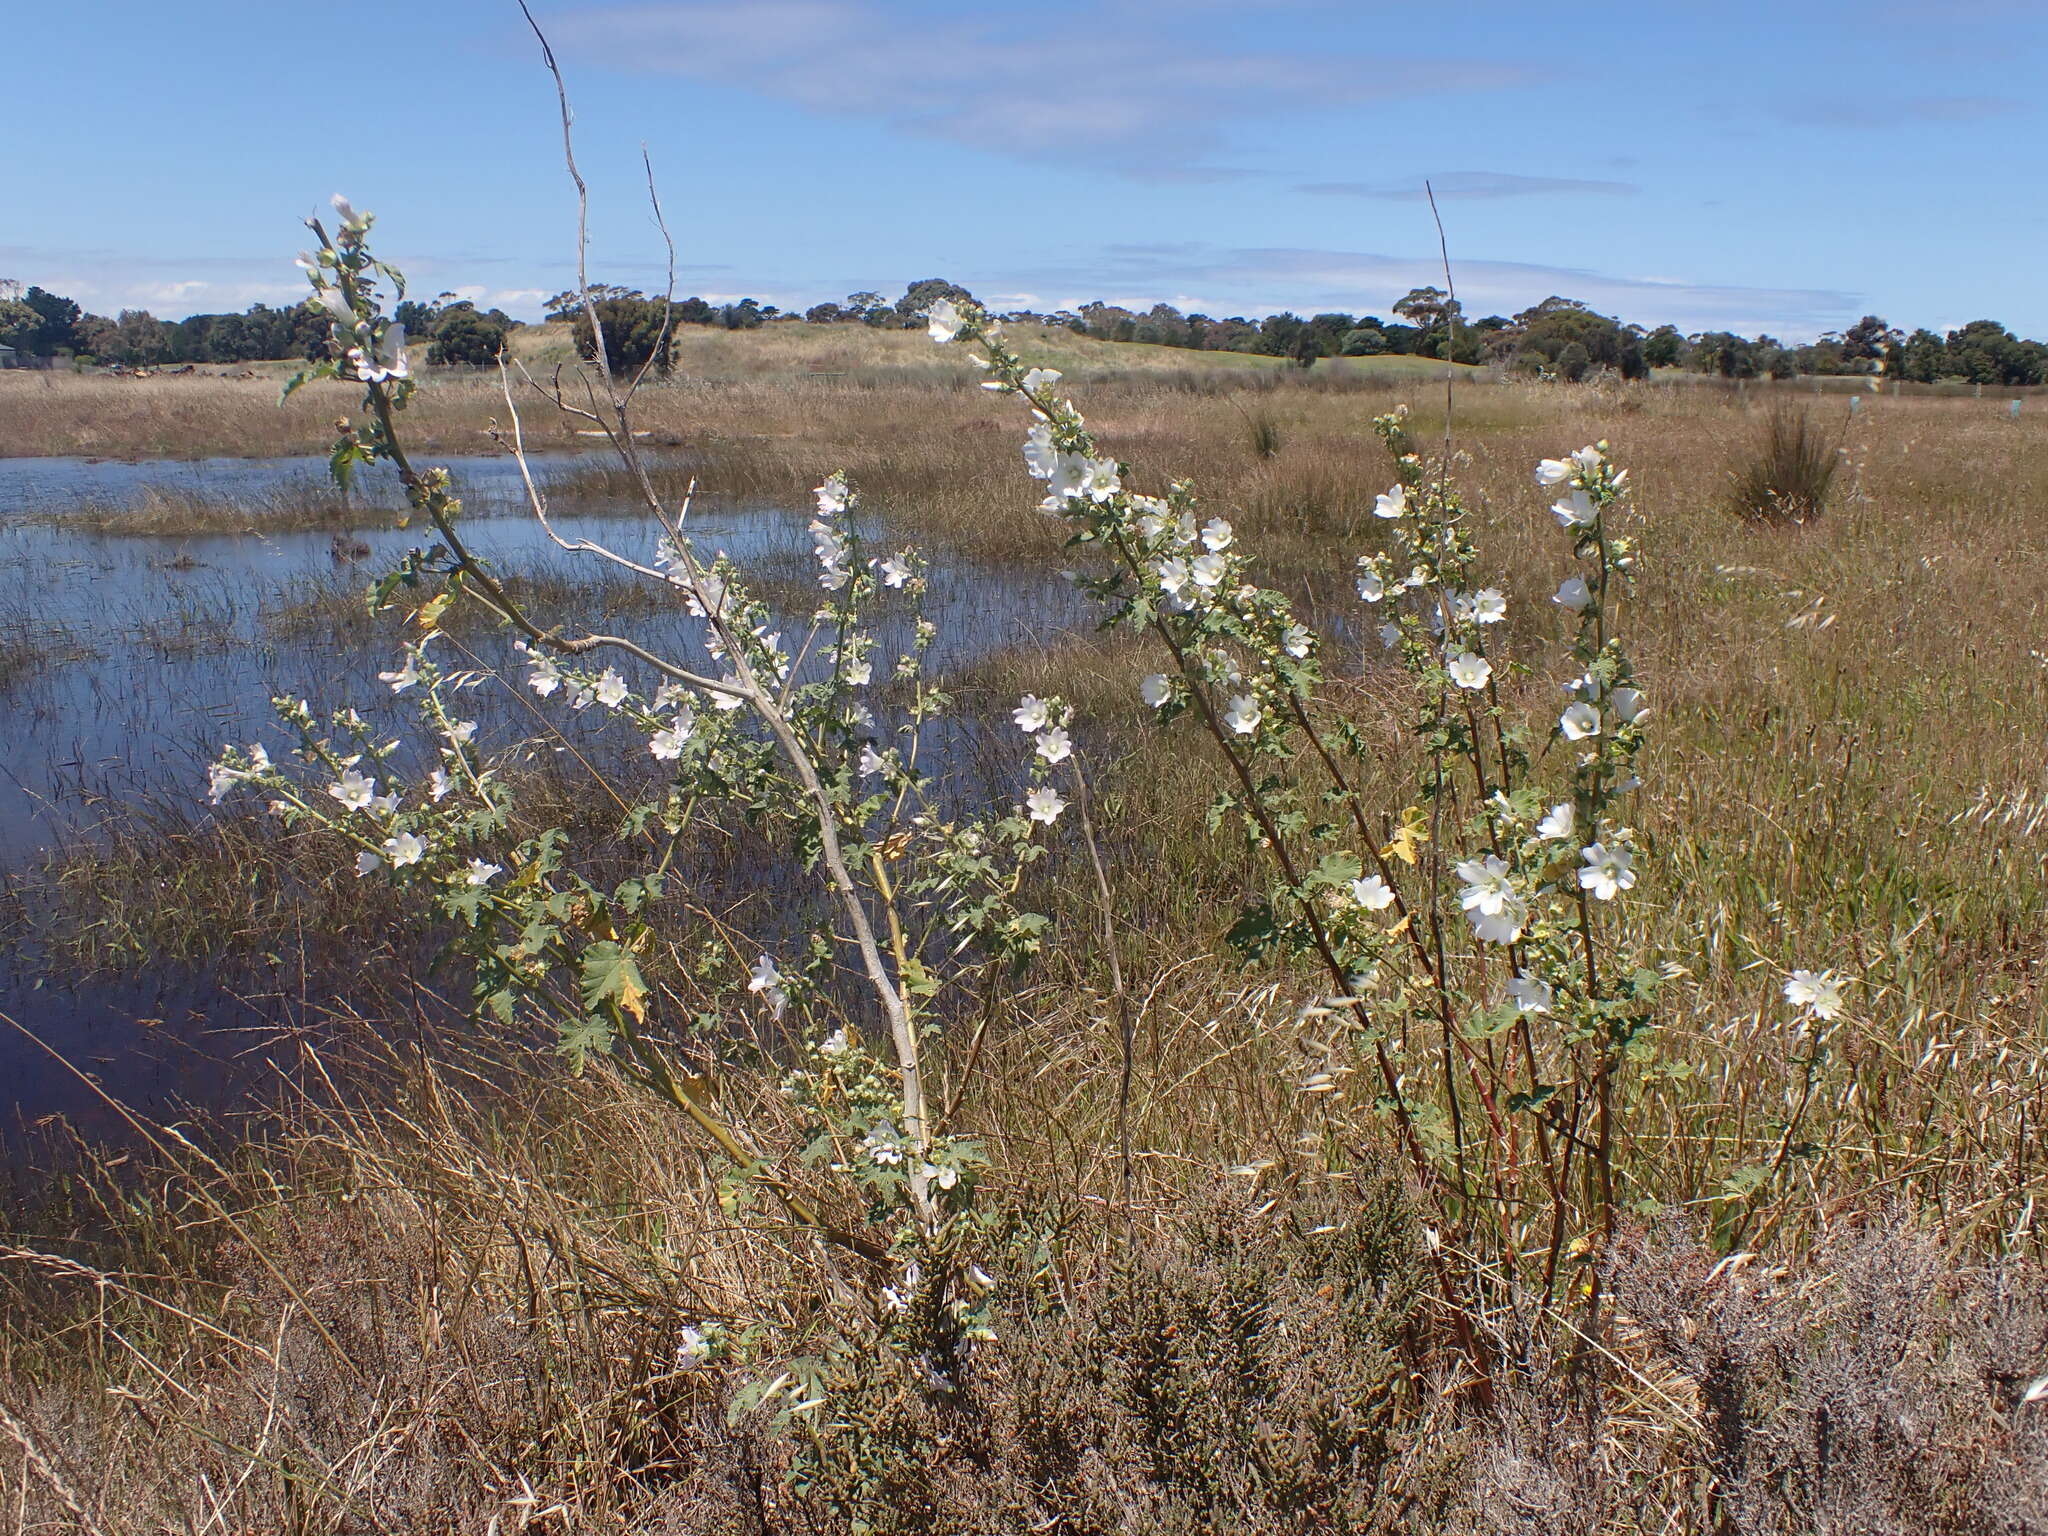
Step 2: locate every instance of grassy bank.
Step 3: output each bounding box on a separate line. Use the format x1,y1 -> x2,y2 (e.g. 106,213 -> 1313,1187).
0,321 -> 1480,462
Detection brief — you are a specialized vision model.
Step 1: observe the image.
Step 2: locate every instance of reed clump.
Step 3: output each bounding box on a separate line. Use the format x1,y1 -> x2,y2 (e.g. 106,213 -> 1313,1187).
1728,406 -> 1842,524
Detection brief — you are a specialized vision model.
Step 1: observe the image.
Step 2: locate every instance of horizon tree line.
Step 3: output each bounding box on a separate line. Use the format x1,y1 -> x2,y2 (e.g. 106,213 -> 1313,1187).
4,275 -> 2043,387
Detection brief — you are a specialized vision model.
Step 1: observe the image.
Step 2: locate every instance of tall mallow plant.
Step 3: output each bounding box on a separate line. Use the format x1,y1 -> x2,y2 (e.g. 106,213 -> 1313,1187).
210,202 -> 1062,1391
938,295 -> 1668,1357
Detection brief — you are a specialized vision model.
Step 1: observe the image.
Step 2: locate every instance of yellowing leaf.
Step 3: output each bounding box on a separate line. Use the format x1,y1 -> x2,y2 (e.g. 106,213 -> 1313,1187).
1382,806 -> 1431,866
580,941 -> 649,1025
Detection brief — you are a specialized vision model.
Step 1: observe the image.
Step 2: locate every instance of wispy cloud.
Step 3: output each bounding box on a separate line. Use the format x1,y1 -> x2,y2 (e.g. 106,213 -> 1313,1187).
0,245 -> 307,317
1299,172 -> 1638,201
1004,243 -> 1859,335
549,1 -> 1528,179
0,244 -> 582,322
1774,94 -> 2024,128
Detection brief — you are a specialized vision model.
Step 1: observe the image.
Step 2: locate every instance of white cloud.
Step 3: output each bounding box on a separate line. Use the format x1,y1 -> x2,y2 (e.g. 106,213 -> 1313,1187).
551,1 -> 1527,178
1005,243 -> 1862,335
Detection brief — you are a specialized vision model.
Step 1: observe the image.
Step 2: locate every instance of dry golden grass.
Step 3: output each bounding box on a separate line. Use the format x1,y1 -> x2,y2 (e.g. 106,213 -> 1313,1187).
5,337 -> 2047,1531
0,321 -> 1474,460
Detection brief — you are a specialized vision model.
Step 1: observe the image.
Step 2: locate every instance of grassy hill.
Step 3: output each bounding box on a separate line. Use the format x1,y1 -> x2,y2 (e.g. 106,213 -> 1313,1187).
505,318 -> 1487,382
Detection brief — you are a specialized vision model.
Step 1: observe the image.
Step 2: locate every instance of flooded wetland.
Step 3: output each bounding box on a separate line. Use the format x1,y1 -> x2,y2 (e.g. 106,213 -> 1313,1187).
0,451 -> 1079,1134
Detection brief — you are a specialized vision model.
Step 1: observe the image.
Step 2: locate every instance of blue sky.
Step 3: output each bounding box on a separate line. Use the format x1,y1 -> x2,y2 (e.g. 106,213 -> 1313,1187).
4,0 -> 2042,339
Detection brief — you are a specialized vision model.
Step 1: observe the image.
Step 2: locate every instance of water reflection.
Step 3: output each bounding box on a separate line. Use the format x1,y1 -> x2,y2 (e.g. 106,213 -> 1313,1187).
0,454 -> 1082,1131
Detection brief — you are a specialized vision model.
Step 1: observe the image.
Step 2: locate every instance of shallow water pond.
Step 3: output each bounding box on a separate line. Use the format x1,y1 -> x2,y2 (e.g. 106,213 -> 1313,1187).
0,454 -> 1082,1132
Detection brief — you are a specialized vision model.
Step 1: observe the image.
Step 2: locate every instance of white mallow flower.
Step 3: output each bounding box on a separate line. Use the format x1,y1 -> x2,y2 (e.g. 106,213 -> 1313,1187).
1013,694 -> 1050,732
1455,855 -> 1517,920
818,1028 -> 849,1057
378,654 -> 421,692
1025,786 -> 1066,824
1023,422 -> 1058,480
1355,564 -> 1386,603
1021,366 -> 1062,392
649,721 -> 693,760
1223,694 -> 1261,735
382,831 -> 427,868
1374,484 -> 1408,519
1190,552 -> 1227,588
1447,651 -> 1492,691
1201,517 -> 1234,552
710,679 -> 746,711
207,763 -> 238,804
1552,490 -> 1597,528
328,769 -> 377,811
1578,842 -> 1636,901
922,1161 -> 961,1190
1506,975 -> 1554,1014
1454,858 -> 1531,945
1535,802 -> 1576,842
1560,701 -> 1602,741
858,744 -> 887,778
1609,686 -> 1647,726
1282,624 -> 1313,659
429,769 -> 453,802
926,297 -> 963,343
1378,622 -> 1403,649
1035,726 -> 1073,764
1134,508 -> 1170,539
1158,558 -> 1192,597
1472,893 -> 1528,945
676,1326 -> 711,1368
681,572 -> 727,618
526,653 -> 562,696
593,669 -> 628,708
1046,453 -> 1090,507
463,858 -> 501,886
1535,457 -> 1574,487
1141,673 -> 1172,708
351,322 -> 409,384
841,659 -> 872,686
1350,874 -> 1396,911
355,850 -> 383,877
748,956 -> 787,1017
813,472 -> 850,515
1553,576 -> 1592,612
1783,968 -> 1848,1020
1080,458 -> 1121,502
879,554 -> 912,588
447,719 -> 478,746
1572,443 -> 1605,472
1471,588 -> 1506,625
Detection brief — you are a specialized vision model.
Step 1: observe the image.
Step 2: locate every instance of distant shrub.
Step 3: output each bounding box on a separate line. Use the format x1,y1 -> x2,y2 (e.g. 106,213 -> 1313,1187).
427,307 -> 508,366
1340,325 -> 1388,356
1729,408 -> 1841,524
